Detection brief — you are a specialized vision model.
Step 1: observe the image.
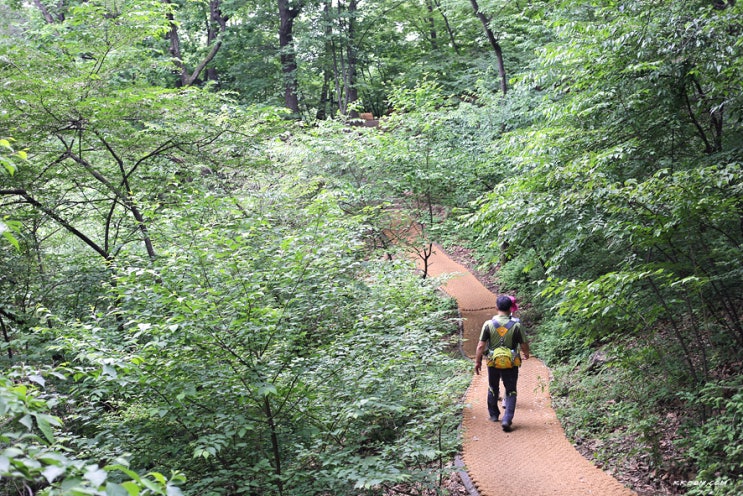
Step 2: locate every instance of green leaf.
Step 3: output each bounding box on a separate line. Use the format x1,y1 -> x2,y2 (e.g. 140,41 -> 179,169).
85,465 -> 108,487
37,452 -> 68,465
140,476 -> 162,492
166,485 -> 184,496
120,481 -> 141,496
42,465 -> 66,483
0,221 -> 19,250
105,483 -> 131,496
19,414 -> 34,431
257,384 -> 277,397
28,374 -> 46,387
102,365 -> 118,378
107,465 -> 143,484
35,413 -> 58,444
148,472 -> 167,485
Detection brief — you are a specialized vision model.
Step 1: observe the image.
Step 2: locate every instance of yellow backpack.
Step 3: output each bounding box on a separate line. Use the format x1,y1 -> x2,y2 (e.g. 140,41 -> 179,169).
486,319 -> 522,369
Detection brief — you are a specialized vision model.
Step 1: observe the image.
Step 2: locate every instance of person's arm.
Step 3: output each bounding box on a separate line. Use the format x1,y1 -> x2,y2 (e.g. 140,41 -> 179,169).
518,327 -> 530,359
475,340 -> 488,375
521,341 -> 530,360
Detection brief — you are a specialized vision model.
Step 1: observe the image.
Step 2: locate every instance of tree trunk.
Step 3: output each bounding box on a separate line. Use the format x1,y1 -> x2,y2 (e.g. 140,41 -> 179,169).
264,396 -> 285,496
316,1 -> 334,120
163,0 -> 187,86
31,0 -> 61,23
0,312 -> 13,359
345,0 -> 359,118
204,0 -> 229,85
278,0 -> 302,116
163,0 -> 227,87
469,0 -> 507,95
433,0 -> 459,54
427,0 -> 438,50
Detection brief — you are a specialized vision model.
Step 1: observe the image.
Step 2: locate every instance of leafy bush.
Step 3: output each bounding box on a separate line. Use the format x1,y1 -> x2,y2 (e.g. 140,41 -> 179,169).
35,189 -> 471,495
679,376 -> 743,495
495,251 -> 547,305
531,319 -> 590,367
0,370 -> 185,495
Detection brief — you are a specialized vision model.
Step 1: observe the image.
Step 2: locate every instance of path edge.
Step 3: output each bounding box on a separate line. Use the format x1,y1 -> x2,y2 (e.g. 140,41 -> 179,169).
455,454 -> 480,496
453,307 -> 480,496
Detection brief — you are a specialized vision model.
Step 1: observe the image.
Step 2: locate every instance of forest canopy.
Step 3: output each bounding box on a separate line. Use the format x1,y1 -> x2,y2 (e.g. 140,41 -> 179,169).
1,0 -> 742,495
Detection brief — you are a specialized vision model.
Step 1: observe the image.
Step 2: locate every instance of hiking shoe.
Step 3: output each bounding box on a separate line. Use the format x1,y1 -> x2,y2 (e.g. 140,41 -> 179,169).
502,421 -> 512,432
489,415 -> 499,422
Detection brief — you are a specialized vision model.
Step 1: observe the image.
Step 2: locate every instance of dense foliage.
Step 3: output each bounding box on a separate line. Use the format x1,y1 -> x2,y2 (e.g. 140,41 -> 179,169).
1,0 -> 741,495
467,1 -> 743,493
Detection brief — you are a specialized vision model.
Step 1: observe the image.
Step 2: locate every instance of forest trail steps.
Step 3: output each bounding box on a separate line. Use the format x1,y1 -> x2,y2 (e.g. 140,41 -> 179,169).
418,244 -> 637,496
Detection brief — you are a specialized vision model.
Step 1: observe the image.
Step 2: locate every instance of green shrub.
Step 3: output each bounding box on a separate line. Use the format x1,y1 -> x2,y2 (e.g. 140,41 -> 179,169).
491,251 -> 545,299
0,371 -> 185,495
678,376 -> 743,495
531,319 -> 591,367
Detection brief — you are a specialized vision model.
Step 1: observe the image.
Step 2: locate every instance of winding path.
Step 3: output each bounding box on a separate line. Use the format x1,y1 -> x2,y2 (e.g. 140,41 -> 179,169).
419,243 -> 637,496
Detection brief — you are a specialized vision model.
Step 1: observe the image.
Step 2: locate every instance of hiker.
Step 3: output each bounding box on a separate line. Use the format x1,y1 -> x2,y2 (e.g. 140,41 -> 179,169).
474,295 -> 530,432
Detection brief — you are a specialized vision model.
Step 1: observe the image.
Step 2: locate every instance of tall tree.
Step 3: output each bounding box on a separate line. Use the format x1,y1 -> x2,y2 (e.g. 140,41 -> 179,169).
163,0 -> 229,86
278,0 -> 304,114
344,0 -> 359,117
327,0 -> 362,117
469,0 -> 507,94
432,0 -> 460,53
315,0 -> 334,119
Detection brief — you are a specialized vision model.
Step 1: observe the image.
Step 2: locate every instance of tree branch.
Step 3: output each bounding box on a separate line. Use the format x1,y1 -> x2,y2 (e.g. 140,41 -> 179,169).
185,41 -> 223,86
0,189 -> 111,261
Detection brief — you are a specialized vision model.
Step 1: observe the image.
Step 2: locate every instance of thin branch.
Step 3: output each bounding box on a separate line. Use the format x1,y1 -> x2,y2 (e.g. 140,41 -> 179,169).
0,189 -> 110,261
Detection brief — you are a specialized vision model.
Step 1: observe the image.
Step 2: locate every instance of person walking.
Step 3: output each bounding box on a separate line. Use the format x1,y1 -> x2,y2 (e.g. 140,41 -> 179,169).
474,295 -> 530,432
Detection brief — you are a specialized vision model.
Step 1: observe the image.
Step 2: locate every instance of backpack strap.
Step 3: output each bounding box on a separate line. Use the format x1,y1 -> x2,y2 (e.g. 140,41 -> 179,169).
487,318 -> 516,347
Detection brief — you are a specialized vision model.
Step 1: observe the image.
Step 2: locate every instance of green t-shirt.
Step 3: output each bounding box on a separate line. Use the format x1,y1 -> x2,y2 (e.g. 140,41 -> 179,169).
479,315 -> 526,351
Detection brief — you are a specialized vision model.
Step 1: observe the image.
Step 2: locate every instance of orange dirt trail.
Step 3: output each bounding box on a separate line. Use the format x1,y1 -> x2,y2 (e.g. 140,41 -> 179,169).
421,244 -> 637,496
